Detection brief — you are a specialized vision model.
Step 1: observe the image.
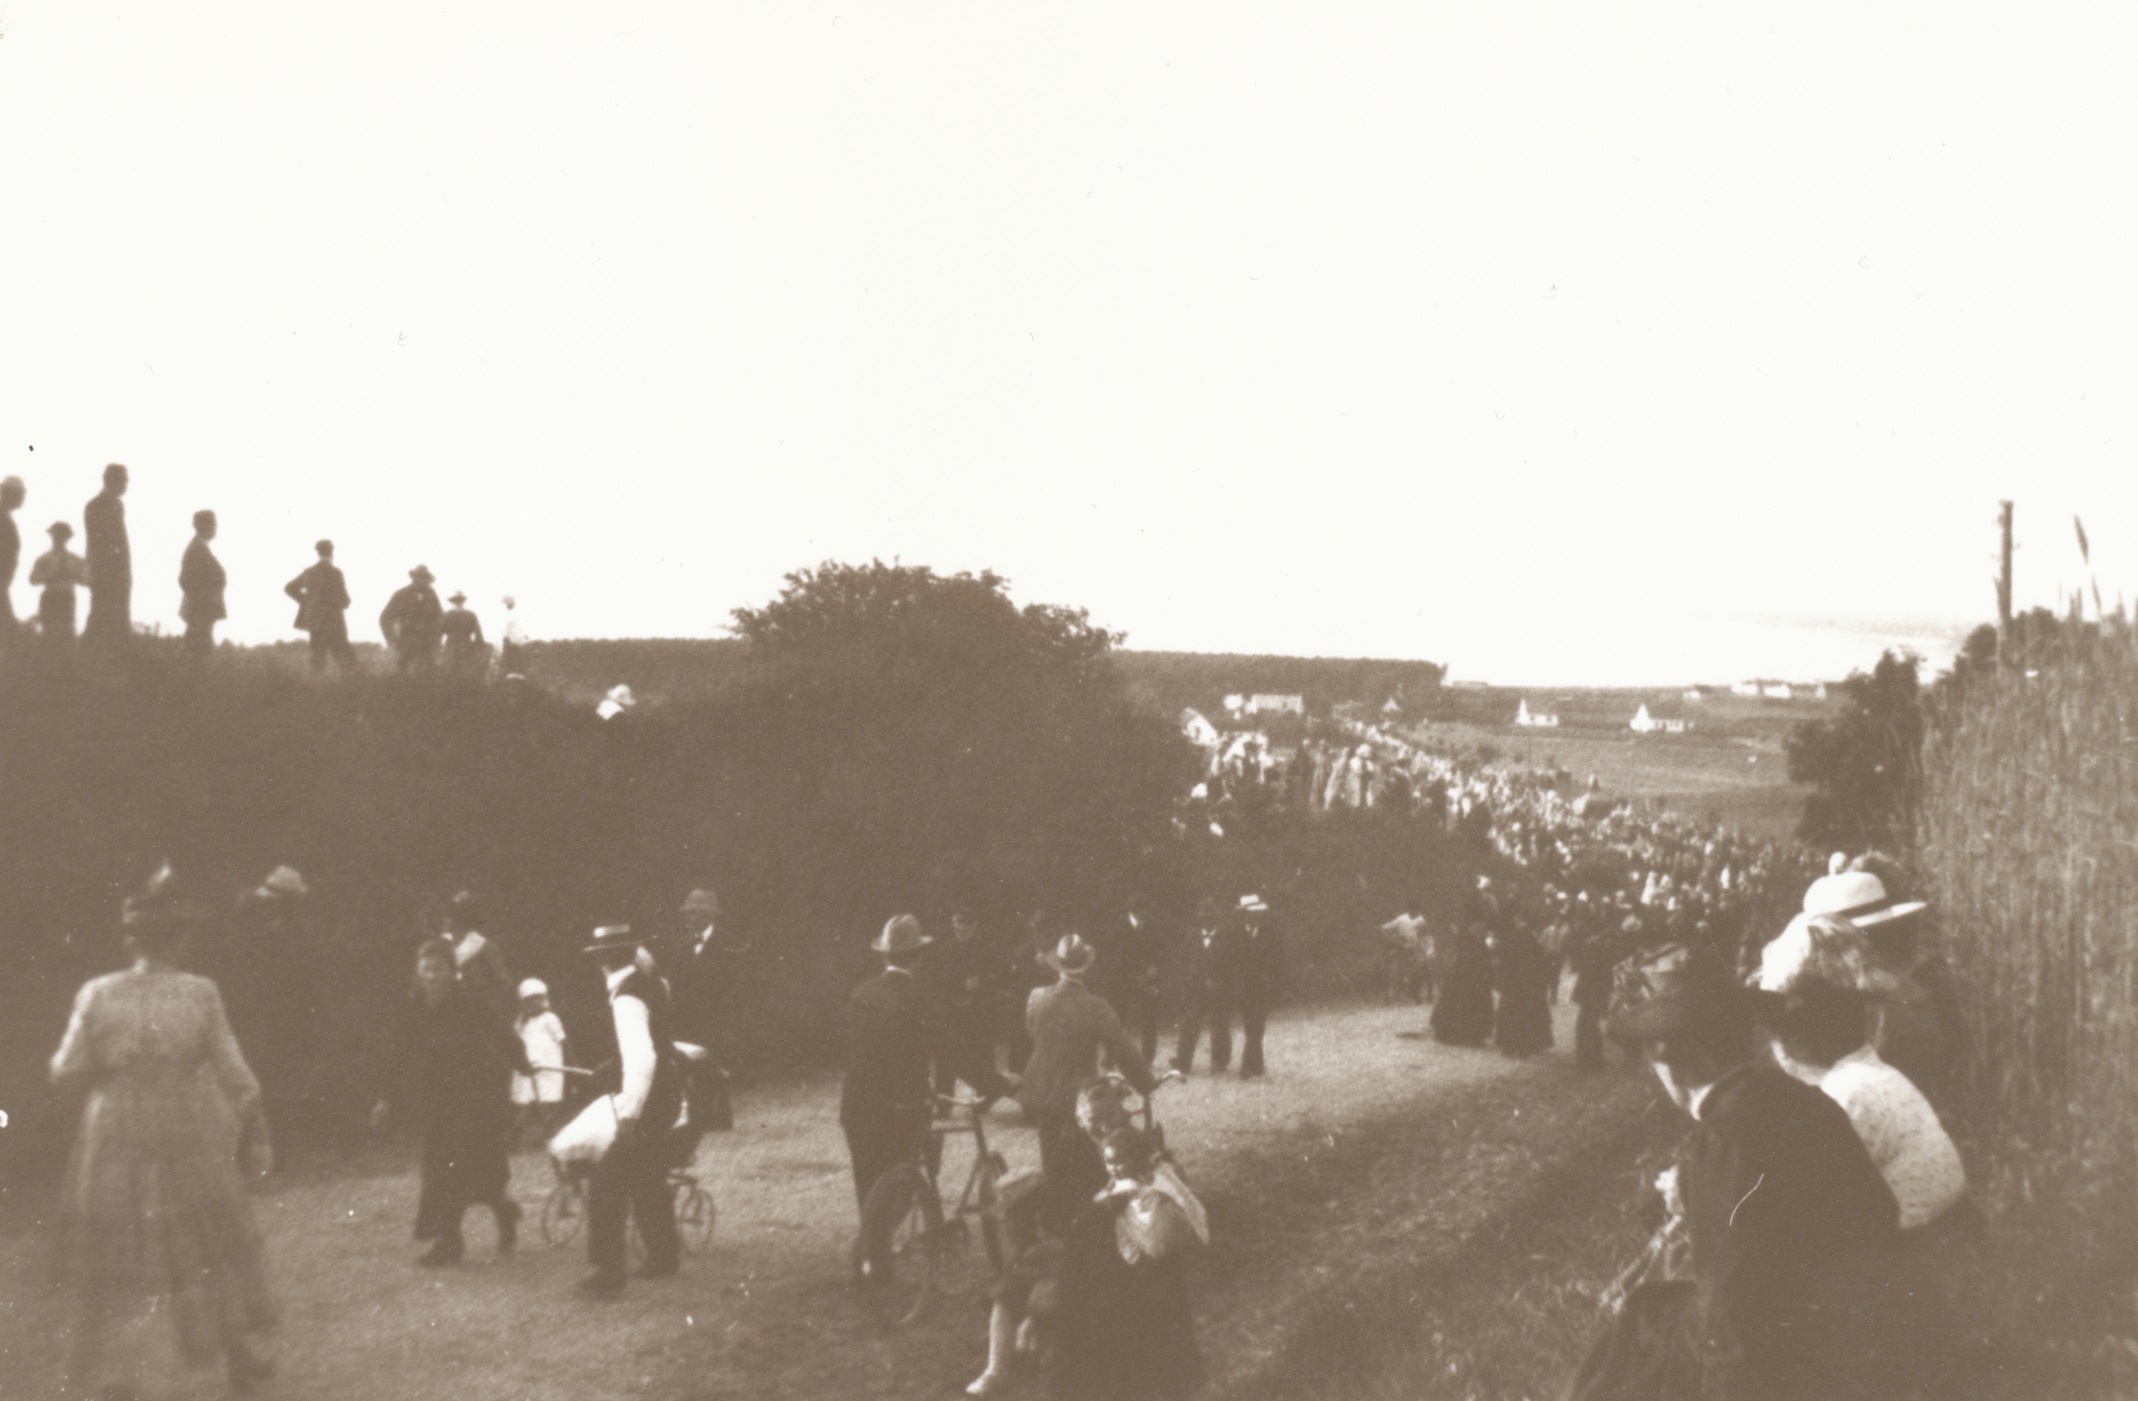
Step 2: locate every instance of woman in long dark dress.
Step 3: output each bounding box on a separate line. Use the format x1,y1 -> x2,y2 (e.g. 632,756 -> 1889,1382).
50,872 -> 278,1398
371,937 -> 527,1266
1430,921 -> 1495,1047
1049,1127 -> 1204,1401
1490,923 -> 1555,1057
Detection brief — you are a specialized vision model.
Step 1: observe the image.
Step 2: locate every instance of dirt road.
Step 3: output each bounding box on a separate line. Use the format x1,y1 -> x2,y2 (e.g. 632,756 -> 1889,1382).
0,1001 -> 1648,1401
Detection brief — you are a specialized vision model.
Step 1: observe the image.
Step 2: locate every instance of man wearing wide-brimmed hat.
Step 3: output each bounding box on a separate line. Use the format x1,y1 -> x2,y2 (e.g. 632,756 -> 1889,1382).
577,923 -> 687,1297
379,565 -> 444,672
841,914 -> 1009,1257
1021,930 -> 1155,1233
1574,950 -> 1905,1400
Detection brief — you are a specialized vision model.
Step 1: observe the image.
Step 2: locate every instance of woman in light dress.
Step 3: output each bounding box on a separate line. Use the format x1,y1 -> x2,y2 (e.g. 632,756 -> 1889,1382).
50,869 -> 277,1399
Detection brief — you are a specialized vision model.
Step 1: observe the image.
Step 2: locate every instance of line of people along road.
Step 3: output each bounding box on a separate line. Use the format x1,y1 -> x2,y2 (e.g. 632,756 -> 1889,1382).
0,463 -> 528,674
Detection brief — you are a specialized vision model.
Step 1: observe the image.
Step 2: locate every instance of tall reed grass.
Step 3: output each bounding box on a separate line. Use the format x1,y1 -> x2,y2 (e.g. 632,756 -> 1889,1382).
1919,619 -> 2138,1224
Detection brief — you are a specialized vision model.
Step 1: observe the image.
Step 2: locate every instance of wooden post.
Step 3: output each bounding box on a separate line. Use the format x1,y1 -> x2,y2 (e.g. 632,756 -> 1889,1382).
1996,500 -> 2014,663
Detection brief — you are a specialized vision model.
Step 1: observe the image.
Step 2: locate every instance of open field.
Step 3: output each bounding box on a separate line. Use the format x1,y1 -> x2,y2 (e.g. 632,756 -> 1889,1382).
1394,688 -> 1834,841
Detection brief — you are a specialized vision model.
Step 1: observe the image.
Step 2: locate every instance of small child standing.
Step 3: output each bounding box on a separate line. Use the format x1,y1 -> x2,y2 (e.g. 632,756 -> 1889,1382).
511,979 -> 570,1147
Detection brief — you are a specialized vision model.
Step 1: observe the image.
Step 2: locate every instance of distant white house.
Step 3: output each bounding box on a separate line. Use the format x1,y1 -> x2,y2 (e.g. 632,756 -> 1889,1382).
1248,693 -> 1305,715
1811,682 -> 1830,701
1514,698 -> 1561,728
1181,709 -> 1222,748
1762,682 -> 1795,700
1222,693 -> 1246,716
1630,703 -> 1689,735
1381,696 -> 1404,716
1682,686 -> 1710,703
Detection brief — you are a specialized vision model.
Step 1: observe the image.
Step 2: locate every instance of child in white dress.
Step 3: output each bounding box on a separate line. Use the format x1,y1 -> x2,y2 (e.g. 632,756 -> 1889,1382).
511,978 -> 571,1145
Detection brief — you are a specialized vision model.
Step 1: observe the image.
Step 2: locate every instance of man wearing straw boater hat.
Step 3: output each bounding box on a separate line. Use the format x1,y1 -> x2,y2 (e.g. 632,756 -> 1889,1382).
1020,930 -> 1156,1233
841,914 -> 1011,1266
577,923 -> 686,1297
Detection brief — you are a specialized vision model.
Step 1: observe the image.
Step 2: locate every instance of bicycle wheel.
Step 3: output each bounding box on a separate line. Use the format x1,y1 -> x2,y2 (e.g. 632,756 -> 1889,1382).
857,1165 -> 942,1327
540,1181 -> 585,1247
676,1183 -> 716,1253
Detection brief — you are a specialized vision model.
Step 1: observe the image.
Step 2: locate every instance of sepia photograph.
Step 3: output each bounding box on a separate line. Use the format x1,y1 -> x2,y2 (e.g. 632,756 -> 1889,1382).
1,3 -> 2134,1399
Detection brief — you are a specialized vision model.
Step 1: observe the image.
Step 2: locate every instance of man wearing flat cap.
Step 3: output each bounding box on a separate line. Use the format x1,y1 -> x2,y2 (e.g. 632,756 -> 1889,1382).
841,914 -> 1011,1265
286,539 -> 356,671
579,923 -> 686,1297
665,887 -> 743,1141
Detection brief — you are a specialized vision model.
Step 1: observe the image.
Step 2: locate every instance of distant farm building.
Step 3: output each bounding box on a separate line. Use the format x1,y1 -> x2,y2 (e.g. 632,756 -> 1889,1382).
1682,686 -> 1710,703
1762,682 -> 1795,700
1248,693 -> 1305,715
1731,680 -> 1762,698
1222,693 -> 1246,716
1811,682 -> 1830,700
1513,699 -> 1561,728
1630,703 -> 1690,735
1381,696 -> 1404,716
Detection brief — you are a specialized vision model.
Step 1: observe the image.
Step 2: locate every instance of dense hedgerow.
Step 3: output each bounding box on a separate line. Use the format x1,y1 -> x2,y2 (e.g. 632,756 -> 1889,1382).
0,568 -> 1470,1180
1919,618 -> 2138,1236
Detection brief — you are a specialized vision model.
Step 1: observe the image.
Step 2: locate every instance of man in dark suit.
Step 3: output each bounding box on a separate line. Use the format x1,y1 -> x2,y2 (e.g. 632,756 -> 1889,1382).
1235,894 -> 1286,1077
380,565 -> 444,672
1581,955 -> 1907,1401
178,510 -> 226,657
578,924 -> 687,1297
286,539 -> 356,671
663,887 -> 743,1144
841,914 -> 1010,1268
82,462 -> 131,645
925,904 -> 1004,1101
1171,895 -> 1236,1075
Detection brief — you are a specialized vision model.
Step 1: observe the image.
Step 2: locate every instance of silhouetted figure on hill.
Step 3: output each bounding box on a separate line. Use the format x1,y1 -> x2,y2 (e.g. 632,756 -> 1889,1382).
442,592 -> 486,677
179,509 -> 227,658
0,475 -> 23,644
380,566 -> 444,672
286,539 -> 356,671
82,463 -> 131,646
497,594 -> 528,676
30,521 -> 87,644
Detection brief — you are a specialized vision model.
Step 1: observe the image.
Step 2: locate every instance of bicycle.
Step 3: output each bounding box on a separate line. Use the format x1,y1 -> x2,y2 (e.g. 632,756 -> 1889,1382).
538,1066 -> 716,1256
853,1092 -> 1011,1327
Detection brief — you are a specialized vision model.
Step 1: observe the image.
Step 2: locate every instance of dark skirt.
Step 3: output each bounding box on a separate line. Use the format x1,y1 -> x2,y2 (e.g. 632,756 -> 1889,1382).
1493,981 -> 1554,1056
414,1110 -> 512,1238
1049,1206 -> 1203,1401
1432,959 -> 1495,1047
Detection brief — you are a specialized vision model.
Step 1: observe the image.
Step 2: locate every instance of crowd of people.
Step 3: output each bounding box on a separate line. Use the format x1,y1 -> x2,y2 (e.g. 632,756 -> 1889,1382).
0,463 -> 529,675
36,679 -> 1979,1400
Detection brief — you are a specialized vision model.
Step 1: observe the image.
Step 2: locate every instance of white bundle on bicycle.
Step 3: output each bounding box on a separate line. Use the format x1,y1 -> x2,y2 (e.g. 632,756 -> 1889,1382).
1114,1160 -> 1208,1266
547,1093 -> 622,1169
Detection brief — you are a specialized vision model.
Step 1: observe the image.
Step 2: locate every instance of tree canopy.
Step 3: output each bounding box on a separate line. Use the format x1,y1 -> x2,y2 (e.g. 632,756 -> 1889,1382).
1786,649 -> 1924,853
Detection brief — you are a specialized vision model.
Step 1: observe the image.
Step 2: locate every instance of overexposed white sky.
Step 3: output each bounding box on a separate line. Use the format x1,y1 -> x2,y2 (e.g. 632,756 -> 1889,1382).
2,3 -> 2132,685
